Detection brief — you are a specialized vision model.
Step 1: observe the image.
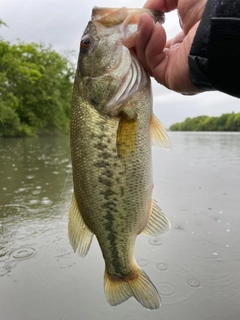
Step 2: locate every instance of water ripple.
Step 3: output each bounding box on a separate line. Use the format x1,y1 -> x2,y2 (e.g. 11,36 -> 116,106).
157,282 -> 176,297
137,259 -> 149,267
10,247 -> 36,260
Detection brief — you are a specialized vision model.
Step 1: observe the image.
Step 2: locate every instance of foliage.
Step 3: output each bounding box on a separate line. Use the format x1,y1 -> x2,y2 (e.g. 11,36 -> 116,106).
169,113 -> 240,132
0,34 -> 74,137
0,19 -> 7,29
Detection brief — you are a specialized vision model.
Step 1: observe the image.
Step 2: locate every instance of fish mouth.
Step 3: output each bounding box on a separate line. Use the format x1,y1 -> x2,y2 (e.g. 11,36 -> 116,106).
89,7 -> 164,115
89,19 -> 148,115
91,7 -> 165,26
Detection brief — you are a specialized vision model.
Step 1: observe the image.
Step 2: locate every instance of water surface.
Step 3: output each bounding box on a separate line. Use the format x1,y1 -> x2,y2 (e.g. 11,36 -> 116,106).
0,133 -> 240,320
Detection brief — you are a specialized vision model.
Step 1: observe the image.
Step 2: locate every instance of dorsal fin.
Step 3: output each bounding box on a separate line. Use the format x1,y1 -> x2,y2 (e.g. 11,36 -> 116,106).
150,114 -> 171,149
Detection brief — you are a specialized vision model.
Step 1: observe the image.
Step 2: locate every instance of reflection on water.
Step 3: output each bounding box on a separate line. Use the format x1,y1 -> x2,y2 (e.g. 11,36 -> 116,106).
0,133 -> 240,320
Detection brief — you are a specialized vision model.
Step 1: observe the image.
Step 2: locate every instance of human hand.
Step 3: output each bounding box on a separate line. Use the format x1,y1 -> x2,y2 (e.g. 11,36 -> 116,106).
135,0 -> 207,94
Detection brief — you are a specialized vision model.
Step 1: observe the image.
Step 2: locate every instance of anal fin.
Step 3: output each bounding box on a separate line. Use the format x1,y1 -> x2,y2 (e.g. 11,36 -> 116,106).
68,192 -> 93,257
142,199 -> 171,237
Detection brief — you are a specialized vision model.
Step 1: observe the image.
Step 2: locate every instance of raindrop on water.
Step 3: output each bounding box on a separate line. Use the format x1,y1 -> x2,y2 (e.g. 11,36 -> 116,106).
26,175 -> 35,179
156,263 -> 168,271
41,198 -> 52,205
29,199 -> 39,205
137,259 -> 149,267
148,238 -> 162,246
174,224 -> 185,230
187,278 -> 200,288
32,190 -> 41,195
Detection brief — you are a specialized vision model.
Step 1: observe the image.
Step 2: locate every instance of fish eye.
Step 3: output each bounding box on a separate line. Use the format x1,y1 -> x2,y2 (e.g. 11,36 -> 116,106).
80,35 -> 93,52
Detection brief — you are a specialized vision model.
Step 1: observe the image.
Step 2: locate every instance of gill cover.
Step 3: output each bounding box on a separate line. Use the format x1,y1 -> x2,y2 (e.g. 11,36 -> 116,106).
77,7 -> 165,115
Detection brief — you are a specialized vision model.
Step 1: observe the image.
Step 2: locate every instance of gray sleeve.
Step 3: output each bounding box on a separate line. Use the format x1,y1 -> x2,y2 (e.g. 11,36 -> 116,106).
188,0 -> 240,98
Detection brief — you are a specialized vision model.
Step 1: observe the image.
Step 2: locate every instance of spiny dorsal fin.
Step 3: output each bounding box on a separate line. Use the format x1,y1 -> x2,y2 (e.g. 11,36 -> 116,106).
150,114 -> 171,149
117,116 -> 138,160
142,199 -> 171,237
68,192 -> 93,257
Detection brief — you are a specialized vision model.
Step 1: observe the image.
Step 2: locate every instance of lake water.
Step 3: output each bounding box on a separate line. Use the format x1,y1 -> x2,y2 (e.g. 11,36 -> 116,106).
0,132 -> 240,320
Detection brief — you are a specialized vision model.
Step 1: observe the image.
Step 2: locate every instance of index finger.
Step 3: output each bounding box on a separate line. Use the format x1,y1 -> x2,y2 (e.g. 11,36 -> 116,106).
143,0 -> 178,12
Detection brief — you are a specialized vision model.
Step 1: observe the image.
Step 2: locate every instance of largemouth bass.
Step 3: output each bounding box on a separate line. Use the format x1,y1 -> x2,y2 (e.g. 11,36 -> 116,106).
68,7 -> 171,310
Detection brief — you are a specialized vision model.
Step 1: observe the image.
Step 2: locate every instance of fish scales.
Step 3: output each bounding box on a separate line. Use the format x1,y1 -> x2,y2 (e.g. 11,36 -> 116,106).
68,6 -> 171,310
71,83 -> 152,278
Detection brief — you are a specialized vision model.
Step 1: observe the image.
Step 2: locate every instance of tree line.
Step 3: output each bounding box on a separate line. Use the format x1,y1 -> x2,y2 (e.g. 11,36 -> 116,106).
0,19 -> 75,137
169,113 -> 240,131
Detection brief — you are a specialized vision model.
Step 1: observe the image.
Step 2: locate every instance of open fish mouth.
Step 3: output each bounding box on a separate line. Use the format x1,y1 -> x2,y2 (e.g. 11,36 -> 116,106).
89,7 -> 165,114
91,7 -> 165,26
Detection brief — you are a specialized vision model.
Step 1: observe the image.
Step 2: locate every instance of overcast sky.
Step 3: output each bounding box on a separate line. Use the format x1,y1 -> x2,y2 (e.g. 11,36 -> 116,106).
1,0 -> 239,128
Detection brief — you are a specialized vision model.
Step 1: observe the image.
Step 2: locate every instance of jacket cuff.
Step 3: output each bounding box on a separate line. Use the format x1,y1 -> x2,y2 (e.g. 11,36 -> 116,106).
188,0 -> 240,98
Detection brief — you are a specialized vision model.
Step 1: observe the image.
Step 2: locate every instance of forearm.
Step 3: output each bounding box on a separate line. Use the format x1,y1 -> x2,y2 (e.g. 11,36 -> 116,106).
188,0 -> 240,98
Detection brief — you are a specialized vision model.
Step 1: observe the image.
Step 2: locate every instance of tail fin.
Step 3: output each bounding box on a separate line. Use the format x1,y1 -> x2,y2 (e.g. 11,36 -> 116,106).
104,267 -> 161,310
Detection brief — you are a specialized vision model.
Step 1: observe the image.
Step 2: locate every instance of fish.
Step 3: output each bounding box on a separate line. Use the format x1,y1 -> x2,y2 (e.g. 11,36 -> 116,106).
68,7 -> 171,310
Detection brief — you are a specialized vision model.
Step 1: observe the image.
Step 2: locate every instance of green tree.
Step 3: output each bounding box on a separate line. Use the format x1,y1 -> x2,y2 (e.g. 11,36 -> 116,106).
233,113 -> 240,131
169,113 -> 240,131
0,37 -> 74,137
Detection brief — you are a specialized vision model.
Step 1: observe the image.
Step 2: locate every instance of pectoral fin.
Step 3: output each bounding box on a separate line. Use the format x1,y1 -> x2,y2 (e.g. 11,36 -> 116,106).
117,115 -> 137,160
150,114 -> 171,149
68,192 -> 93,257
142,199 -> 171,237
